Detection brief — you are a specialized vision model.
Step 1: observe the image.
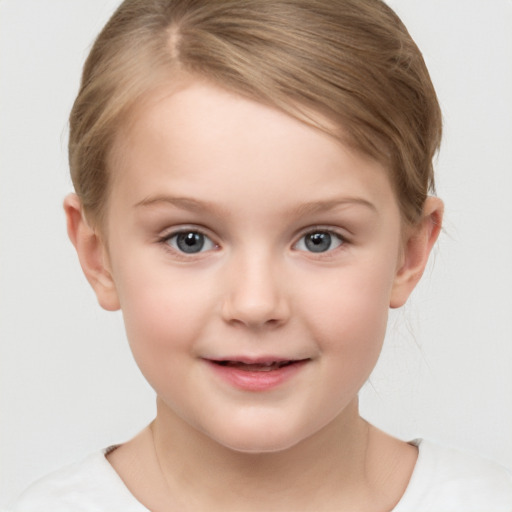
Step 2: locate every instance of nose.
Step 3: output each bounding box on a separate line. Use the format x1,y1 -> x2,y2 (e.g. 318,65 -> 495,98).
220,251 -> 290,329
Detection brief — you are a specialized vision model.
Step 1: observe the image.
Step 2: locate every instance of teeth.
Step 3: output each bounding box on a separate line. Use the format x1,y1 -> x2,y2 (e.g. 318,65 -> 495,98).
248,364 -> 275,372
220,361 -> 291,371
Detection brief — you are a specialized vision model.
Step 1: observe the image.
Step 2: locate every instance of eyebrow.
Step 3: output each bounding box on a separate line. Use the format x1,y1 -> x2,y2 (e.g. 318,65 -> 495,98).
135,195 -> 229,216
135,195 -> 377,216
292,197 -> 377,217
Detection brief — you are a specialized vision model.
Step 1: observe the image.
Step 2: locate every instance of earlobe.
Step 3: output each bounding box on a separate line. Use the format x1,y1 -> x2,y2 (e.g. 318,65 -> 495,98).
390,197 -> 443,309
63,194 -> 120,311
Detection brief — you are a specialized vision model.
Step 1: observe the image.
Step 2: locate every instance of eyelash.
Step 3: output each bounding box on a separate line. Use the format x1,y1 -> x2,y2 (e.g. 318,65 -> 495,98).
157,227 -> 218,257
293,228 -> 347,256
157,226 -> 348,258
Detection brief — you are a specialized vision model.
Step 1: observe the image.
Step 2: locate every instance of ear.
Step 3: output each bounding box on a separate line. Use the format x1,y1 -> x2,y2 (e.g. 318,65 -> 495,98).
390,197 -> 443,308
63,194 -> 120,311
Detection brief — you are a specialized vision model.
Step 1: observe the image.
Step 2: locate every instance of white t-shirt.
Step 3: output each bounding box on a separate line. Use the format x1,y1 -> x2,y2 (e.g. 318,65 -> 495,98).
9,439 -> 512,511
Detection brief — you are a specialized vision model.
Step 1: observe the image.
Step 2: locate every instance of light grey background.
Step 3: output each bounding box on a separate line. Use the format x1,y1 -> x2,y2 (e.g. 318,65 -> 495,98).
1,0 -> 511,506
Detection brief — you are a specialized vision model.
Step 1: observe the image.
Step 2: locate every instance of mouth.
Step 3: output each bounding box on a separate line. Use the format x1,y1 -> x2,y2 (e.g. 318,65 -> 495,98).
211,360 -> 303,372
205,357 -> 309,391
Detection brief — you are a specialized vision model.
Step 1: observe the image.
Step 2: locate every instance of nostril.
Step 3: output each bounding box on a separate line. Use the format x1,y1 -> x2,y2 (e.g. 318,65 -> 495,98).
220,267 -> 290,327
227,315 -> 285,329
221,297 -> 288,328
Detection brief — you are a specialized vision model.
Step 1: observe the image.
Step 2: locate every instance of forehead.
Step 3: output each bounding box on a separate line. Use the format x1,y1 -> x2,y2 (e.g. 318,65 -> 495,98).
107,79 -> 398,220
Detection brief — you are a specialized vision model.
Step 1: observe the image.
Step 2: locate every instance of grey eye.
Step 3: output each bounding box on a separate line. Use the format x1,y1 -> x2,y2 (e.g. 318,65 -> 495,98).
295,231 -> 343,253
167,231 -> 215,254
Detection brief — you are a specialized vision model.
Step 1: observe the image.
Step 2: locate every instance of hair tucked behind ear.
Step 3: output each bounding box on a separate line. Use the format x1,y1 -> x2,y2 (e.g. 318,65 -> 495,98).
69,0 -> 442,226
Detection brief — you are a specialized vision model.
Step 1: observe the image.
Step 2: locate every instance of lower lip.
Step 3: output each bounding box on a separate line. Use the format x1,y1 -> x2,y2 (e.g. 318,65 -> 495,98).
205,360 -> 308,391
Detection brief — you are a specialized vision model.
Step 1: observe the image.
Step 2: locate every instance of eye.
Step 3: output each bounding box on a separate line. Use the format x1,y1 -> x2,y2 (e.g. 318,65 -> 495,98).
165,230 -> 216,254
294,230 -> 344,253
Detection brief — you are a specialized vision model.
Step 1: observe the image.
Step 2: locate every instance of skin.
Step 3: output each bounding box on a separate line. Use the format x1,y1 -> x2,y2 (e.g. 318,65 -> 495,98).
65,78 -> 442,511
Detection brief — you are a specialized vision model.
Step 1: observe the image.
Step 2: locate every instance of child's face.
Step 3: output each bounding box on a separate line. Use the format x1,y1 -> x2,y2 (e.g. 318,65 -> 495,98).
88,80 -> 420,452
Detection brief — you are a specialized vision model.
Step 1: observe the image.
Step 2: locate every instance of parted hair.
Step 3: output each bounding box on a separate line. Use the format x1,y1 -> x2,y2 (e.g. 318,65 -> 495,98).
69,0 -> 442,225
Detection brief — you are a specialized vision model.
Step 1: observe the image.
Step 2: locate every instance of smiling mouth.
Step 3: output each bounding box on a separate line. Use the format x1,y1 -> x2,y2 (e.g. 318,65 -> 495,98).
206,358 -> 309,390
211,360 -> 306,372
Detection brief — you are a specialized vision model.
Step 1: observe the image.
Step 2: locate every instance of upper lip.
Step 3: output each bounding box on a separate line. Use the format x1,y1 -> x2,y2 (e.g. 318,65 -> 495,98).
205,356 -> 309,364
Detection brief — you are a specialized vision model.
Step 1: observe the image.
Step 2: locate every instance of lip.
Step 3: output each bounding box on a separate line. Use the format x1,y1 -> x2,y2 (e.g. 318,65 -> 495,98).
204,357 -> 310,392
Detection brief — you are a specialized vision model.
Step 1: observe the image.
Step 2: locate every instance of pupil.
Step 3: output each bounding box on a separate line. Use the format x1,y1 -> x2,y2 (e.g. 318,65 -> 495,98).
305,232 -> 331,253
177,232 -> 205,253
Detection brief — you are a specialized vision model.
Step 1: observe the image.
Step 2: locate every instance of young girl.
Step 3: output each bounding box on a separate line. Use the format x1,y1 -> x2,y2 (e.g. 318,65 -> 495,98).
9,0 -> 512,510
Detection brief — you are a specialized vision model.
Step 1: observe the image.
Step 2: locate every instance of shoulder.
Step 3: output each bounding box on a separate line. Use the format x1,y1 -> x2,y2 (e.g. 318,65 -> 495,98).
394,439 -> 512,511
8,449 -> 148,512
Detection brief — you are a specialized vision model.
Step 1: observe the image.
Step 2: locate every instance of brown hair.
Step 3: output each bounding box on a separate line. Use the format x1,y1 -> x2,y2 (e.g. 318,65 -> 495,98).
69,0 -> 442,225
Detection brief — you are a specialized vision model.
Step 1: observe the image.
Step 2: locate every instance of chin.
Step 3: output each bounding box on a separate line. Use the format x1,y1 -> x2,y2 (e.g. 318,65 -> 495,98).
221,436 -> 302,455
206,419 -> 315,455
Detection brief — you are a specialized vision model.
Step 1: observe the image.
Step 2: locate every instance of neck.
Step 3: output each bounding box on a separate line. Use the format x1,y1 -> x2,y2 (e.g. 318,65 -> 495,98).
151,397 -> 377,510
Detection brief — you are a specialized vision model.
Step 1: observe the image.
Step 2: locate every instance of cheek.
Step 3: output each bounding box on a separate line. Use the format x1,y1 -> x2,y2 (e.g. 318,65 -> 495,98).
113,263 -> 213,379
300,260 -> 395,362
301,272 -> 391,413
